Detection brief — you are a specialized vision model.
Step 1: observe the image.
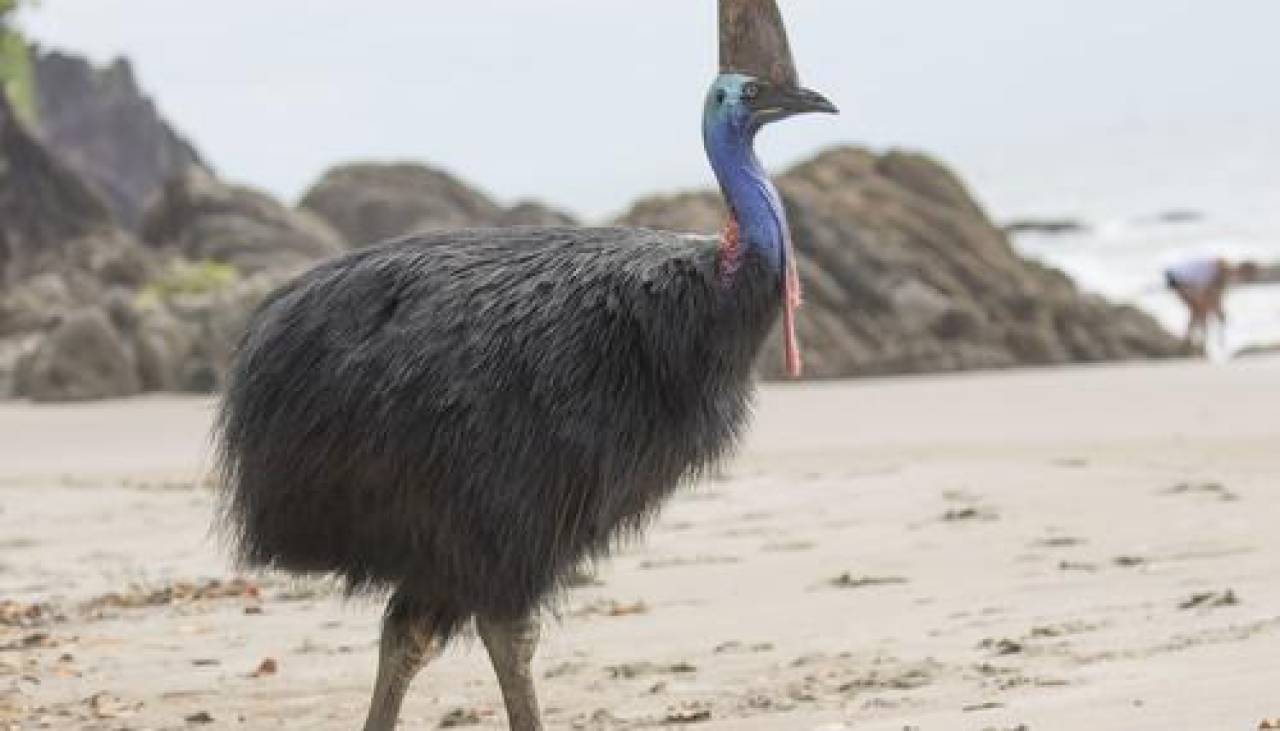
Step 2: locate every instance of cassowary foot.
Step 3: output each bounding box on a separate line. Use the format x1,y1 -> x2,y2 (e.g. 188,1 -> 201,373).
361,597 -> 442,731
478,613 -> 544,731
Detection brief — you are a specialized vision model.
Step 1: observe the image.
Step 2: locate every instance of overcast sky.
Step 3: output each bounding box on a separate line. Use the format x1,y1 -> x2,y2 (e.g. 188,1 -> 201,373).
19,1 -> 1280,218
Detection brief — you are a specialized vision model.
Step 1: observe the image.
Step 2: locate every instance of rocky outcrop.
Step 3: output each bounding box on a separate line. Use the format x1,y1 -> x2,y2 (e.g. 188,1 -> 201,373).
617,147 -> 1182,378
498,201 -> 577,228
1,88 -> 323,400
2,260 -> 289,400
0,90 -> 149,289
13,306 -> 142,401
299,162 -> 577,246
127,269 -> 289,393
0,272 -> 78,337
32,49 -> 207,229
300,163 -> 503,246
1,81 -> 1187,400
141,166 -> 345,274
1256,262 -> 1280,285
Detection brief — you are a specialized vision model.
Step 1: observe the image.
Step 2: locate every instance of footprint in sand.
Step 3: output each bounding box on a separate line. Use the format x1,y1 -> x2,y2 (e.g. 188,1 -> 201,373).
569,599 -> 649,619
1162,481 -> 1240,501
1028,621 -> 1101,639
604,660 -> 697,680
713,640 -> 774,654
977,637 -> 1024,656
721,526 -> 773,538
542,660 -> 592,679
1178,589 -> 1239,610
938,490 -> 999,522
638,555 -> 740,570
942,506 -> 999,523
826,573 -> 909,590
1033,535 -> 1086,548
761,540 -> 815,553
663,702 -> 712,724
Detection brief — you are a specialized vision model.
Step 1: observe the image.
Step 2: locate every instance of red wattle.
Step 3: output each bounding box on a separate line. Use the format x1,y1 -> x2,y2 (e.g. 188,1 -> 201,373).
720,216 -> 802,377
717,217 -> 742,284
783,257 -> 802,378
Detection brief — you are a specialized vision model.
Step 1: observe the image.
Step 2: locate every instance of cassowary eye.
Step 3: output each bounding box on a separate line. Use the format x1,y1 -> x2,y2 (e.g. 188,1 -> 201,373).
715,89 -> 727,105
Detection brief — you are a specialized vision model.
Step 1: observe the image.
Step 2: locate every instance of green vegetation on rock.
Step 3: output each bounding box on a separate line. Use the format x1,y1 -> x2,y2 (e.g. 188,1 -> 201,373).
0,29 -> 35,126
136,260 -> 241,309
0,1 -> 37,127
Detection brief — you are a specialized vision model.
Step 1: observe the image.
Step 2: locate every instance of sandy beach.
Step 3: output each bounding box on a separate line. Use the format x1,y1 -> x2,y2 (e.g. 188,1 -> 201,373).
2,356 -> 1279,730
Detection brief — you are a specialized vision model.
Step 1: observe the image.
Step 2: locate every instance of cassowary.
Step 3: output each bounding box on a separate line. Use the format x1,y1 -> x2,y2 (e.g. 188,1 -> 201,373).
215,1 -> 836,728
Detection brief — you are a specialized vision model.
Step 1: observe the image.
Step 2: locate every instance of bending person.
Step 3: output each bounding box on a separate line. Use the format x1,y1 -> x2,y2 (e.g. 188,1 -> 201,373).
1164,257 -> 1259,352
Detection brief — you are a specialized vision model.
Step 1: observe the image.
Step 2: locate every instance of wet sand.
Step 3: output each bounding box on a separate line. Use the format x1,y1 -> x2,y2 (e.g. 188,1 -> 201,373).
3,356 -> 1279,730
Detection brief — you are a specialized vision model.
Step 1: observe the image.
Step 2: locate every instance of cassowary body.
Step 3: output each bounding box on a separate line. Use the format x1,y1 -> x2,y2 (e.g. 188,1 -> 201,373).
216,3 -> 835,727
218,227 -> 778,637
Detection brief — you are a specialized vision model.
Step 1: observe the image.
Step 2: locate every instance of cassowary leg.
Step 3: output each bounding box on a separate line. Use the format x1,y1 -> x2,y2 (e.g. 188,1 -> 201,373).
477,613 -> 543,731
361,594 -> 442,731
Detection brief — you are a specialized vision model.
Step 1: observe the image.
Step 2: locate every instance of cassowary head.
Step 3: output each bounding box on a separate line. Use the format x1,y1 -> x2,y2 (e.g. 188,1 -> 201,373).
706,0 -> 836,139
704,72 -> 836,138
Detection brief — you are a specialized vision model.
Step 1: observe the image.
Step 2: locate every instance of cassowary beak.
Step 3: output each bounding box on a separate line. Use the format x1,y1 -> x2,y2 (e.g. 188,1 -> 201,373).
749,83 -> 839,125
782,86 -> 839,116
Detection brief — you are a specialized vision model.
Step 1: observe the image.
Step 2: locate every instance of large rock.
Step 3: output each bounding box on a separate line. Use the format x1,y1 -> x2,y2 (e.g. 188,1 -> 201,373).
141,167 -> 345,274
300,163 -> 503,246
4,70 -> 338,400
0,272 -> 77,337
128,269 -> 287,394
0,89 -> 149,289
1,89 -> 156,398
617,147 -> 1182,378
5,263 -> 288,400
498,200 -> 577,228
32,49 -> 207,229
13,306 -> 141,401
299,162 -> 576,246
1257,261 -> 1280,285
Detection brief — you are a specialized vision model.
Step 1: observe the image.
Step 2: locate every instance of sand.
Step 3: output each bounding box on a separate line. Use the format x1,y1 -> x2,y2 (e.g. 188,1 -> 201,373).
2,356 -> 1279,730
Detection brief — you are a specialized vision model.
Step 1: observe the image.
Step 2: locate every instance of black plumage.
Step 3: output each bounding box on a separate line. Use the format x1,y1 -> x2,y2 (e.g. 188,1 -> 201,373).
216,227 -> 780,640
216,4 -> 836,727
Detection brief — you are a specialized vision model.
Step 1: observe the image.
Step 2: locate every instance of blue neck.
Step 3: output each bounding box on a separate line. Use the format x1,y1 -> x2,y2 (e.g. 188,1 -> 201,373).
703,116 -> 789,272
